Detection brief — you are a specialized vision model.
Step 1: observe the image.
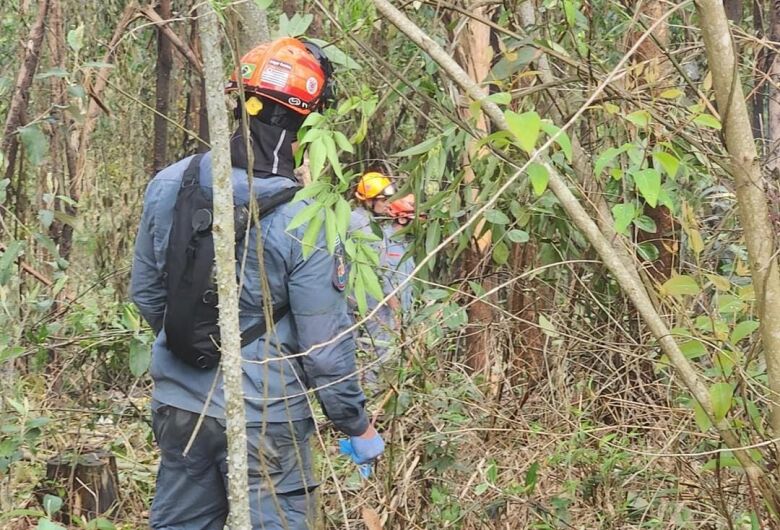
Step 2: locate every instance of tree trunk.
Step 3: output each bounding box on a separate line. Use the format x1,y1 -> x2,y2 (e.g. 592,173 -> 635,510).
752,0 -> 766,151
43,450 -> 119,523
152,0 -> 173,173
768,0 -> 780,175
724,0 -> 744,21
449,4 -> 495,374
697,0 -> 780,447
198,5 -> 251,528
1,0 -> 50,188
371,0 -> 774,494
232,1 -> 270,53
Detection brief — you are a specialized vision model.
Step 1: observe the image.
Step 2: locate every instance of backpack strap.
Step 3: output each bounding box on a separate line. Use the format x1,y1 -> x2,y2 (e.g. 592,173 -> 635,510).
181,154 -> 202,187
239,185 -> 301,346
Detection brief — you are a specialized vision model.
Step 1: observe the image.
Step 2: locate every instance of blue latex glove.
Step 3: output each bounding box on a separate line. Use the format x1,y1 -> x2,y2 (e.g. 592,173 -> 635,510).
350,430 -> 385,464
339,429 -> 385,478
339,439 -> 372,478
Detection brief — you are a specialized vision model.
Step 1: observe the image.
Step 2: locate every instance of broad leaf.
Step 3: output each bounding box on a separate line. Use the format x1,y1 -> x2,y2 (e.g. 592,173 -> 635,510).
528,163 -> 549,196
507,229 -> 529,243
611,203 -> 635,235
19,124 -> 49,166
653,151 -> 680,179
540,121 -> 572,162
709,382 -> 733,421
129,338 -> 150,377
694,113 -> 721,130
505,110 -> 541,154
633,168 -> 661,207
287,202 -> 321,230
632,215 -> 657,233
484,209 -> 510,225
661,275 -> 700,297
492,240 -> 509,265
335,198 -> 351,241
625,110 -> 651,128
67,25 -> 84,52
731,320 -> 759,344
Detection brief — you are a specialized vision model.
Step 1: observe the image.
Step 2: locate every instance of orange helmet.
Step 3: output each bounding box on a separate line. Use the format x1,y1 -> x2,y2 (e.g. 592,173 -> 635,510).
355,172 -> 395,201
226,38 -> 333,115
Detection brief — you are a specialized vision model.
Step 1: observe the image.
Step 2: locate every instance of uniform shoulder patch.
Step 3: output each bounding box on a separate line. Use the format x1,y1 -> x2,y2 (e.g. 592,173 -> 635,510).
332,241 -> 347,292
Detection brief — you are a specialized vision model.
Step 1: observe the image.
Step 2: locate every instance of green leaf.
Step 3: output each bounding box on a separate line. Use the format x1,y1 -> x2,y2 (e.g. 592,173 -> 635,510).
304,38 -> 361,70
19,124 -> 49,166
0,240 -> 24,286
129,338 -> 150,377
632,215 -> 657,233
301,210 -> 324,258
507,229 -> 530,243
287,201 -> 321,231
422,288 -> 451,301
594,145 -> 628,177
659,88 -> 683,99
308,139 -> 326,181
528,163 -> 549,196
692,400 -> 711,431
67,25 -> 85,52
653,151 -> 680,179
474,483 -> 489,495
505,110 -> 541,154
633,168 -> 661,207
661,275 -> 701,297
563,0 -> 576,26
293,180 -> 328,202
492,240 -> 509,265
35,68 -> 69,80
611,203 -> 635,235
332,131 -> 354,153
37,519 -> 66,530
625,110 -> 651,128
680,339 -> 707,359
393,132 -> 444,157
709,382 -> 733,421
486,460 -> 498,483
43,495 -> 63,517
85,518 -> 117,530
324,208 -> 337,254
731,320 -> 759,344
485,92 -> 511,105
484,209 -> 510,225
359,263 -> 384,301
540,122 -> 572,162
694,113 -> 721,130
254,0 -> 273,8
637,242 -> 659,261
335,198 -> 351,241
524,462 -> 539,492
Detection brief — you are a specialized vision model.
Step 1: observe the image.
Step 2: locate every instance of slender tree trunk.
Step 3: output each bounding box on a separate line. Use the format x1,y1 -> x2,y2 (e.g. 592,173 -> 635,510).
724,0 -> 744,21
371,0 -> 775,496
2,0 -> 50,187
232,1 -> 270,52
449,4 -> 495,374
768,0 -> 780,174
752,0 -> 766,149
198,5 -> 251,527
152,0 -> 173,173
697,0 -> 780,445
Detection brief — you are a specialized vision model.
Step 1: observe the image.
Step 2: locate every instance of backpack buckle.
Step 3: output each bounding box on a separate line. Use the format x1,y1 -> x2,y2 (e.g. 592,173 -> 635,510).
192,209 -> 213,232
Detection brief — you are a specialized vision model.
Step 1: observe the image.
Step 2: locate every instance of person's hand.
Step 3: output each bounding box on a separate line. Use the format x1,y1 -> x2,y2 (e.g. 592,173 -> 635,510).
348,424 -> 385,464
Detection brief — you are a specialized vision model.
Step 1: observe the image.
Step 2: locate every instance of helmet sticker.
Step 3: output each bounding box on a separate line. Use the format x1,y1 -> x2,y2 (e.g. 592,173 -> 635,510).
241,63 -> 256,79
306,76 -> 319,95
288,97 -> 302,107
261,66 -> 290,87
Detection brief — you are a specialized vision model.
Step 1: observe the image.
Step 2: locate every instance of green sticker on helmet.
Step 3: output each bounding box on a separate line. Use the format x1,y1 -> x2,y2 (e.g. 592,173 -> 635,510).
241,63 -> 256,79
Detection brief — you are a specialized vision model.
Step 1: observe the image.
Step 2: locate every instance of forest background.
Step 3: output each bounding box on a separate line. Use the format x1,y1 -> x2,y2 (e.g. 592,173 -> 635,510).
3,0 -> 780,528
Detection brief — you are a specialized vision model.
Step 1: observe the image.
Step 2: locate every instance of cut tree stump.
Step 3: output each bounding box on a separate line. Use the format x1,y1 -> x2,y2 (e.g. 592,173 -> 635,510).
43,449 -> 119,523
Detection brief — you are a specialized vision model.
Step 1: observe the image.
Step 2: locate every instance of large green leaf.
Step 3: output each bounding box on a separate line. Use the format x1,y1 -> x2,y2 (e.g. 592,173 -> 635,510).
653,151 -> 680,179
661,275 -> 701,297
633,168 -> 661,207
540,121 -> 572,162
308,139 -> 326,181
19,124 -> 49,166
731,320 -> 759,344
611,203 -> 635,235
528,163 -> 549,196
505,110 -> 541,154
709,382 -> 733,422
324,208 -> 337,254
129,338 -> 150,377
484,209 -> 510,225
335,198 -> 351,241
287,201 -> 321,231
67,25 -> 84,52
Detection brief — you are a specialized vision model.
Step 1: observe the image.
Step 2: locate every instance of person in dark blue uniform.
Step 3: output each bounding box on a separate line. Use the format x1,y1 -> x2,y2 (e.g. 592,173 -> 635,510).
131,37 -> 384,530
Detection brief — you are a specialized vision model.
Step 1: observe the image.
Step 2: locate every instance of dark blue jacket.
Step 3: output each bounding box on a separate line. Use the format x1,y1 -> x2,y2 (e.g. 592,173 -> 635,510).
131,152 -> 368,436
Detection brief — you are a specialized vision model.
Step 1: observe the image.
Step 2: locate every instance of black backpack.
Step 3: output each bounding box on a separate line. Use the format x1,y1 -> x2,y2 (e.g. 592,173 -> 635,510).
163,154 -> 300,369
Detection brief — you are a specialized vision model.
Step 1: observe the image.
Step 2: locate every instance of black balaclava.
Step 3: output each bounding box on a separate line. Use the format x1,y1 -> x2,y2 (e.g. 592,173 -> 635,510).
229,100 -> 301,181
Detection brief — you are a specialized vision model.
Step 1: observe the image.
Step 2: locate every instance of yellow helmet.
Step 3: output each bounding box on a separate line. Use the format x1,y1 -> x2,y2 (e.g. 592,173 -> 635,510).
355,172 -> 395,201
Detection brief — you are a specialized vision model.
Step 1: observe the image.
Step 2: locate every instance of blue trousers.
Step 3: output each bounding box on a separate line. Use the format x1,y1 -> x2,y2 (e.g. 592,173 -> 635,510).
149,406 -> 317,529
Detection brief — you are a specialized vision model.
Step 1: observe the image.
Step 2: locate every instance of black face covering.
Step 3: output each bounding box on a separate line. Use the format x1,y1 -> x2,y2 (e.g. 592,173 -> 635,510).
230,116 -> 297,180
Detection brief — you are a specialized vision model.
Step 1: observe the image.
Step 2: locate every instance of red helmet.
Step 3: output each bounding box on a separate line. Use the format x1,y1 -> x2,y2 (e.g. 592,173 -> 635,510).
226,37 -> 333,115
387,194 -> 424,224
